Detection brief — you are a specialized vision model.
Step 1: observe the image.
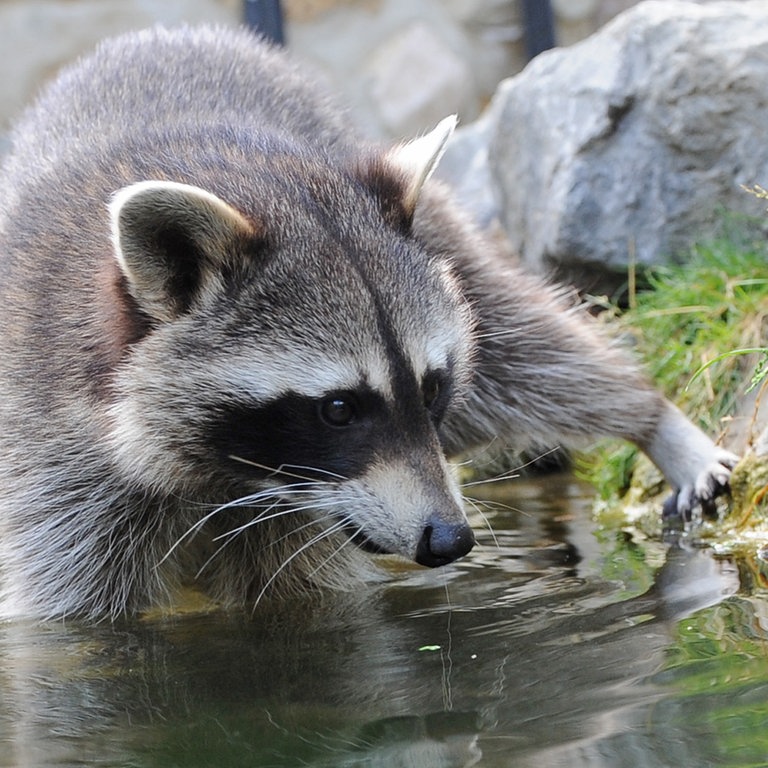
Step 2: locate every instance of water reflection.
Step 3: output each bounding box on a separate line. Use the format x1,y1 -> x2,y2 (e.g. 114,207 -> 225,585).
0,475 -> 763,767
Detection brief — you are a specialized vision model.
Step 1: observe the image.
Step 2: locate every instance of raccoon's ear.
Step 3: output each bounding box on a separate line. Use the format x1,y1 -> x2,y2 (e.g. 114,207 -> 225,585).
109,180 -> 256,322
386,115 -> 457,216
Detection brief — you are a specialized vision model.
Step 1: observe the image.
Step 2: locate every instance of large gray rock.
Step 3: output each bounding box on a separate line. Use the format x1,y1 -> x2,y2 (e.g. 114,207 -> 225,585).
485,0 -> 768,277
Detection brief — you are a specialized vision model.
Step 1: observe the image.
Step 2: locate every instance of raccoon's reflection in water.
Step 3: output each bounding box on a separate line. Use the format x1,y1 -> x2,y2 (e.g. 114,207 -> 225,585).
0,476 -> 739,768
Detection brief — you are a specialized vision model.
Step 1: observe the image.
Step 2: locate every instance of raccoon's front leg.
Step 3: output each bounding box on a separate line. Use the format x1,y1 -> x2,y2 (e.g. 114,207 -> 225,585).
440,250 -> 737,519
645,403 -> 737,517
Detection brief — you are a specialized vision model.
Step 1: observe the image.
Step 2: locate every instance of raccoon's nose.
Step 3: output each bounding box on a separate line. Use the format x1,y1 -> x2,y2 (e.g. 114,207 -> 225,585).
415,518 -> 475,568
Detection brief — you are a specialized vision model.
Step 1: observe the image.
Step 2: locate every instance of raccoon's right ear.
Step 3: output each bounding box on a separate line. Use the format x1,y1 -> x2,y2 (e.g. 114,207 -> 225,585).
109,181 -> 257,322
359,116 -> 457,232
386,115 -> 457,216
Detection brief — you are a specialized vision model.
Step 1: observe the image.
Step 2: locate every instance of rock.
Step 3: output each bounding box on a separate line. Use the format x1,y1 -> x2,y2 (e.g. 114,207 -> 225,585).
484,0 -> 768,279
728,449 -> 768,524
756,425 -> 768,457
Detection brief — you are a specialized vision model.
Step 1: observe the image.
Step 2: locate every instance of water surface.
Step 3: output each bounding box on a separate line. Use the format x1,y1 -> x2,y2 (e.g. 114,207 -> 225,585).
1,475 -> 766,767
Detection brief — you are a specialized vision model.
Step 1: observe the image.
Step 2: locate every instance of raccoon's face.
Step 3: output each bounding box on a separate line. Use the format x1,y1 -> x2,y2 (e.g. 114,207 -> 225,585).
107,119 -> 477,569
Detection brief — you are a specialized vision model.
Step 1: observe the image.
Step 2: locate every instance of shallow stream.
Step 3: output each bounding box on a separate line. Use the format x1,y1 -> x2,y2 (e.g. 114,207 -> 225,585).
1,474 -> 766,767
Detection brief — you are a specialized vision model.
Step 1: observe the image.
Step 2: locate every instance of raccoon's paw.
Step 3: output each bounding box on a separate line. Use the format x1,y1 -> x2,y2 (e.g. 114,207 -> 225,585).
662,448 -> 739,521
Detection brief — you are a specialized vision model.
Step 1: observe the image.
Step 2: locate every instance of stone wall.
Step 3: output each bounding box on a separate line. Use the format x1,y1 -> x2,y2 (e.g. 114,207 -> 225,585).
0,0 -> 698,147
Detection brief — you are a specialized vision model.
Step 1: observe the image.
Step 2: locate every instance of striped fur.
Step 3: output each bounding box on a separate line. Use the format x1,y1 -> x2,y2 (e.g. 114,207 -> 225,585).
0,26 -> 736,619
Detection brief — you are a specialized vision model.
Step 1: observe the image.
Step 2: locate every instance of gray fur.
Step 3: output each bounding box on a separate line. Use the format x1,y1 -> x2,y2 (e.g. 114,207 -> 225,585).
0,26 -> 736,620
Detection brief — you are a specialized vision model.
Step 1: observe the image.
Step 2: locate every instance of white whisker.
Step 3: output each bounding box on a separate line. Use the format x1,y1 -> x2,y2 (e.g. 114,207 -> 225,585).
228,455 -> 348,482
158,477 -> 338,567
252,517 -> 351,608
463,496 -> 500,549
461,470 -> 520,489
214,499 -> 343,542
305,521 -> 363,580
196,502 -> 346,578
474,327 -> 522,342
460,446 -> 561,488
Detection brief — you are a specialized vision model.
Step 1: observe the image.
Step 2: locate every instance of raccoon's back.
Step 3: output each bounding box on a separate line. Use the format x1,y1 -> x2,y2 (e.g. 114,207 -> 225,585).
1,25 -> 352,197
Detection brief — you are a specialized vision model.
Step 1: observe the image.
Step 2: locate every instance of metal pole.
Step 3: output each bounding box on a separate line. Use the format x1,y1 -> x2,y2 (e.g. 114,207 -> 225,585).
244,0 -> 285,46
520,0 -> 556,60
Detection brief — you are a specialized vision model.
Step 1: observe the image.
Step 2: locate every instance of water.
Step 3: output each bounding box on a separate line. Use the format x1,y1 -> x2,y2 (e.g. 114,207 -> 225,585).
1,474 -> 766,767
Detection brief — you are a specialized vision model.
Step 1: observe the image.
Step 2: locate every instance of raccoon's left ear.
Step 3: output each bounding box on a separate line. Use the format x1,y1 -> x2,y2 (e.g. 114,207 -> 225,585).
109,181 -> 256,322
386,115 -> 457,217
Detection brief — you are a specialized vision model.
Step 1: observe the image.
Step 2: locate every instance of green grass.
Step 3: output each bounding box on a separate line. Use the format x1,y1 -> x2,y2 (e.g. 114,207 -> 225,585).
579,222 -> 768,501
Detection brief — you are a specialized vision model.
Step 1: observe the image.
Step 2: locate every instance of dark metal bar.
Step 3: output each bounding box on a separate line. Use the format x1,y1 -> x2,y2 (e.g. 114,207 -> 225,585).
520,0 -> 556,60
244,0 -> 285,46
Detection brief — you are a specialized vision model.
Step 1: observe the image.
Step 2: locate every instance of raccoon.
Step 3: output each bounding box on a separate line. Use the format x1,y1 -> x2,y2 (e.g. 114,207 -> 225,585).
0,26 -> 736,620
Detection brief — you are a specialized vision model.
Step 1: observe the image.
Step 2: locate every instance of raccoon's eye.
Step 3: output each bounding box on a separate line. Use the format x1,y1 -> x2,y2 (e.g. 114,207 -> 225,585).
422,372 -> 444,410
422,370 -> 452,424
319,395 -> 357,427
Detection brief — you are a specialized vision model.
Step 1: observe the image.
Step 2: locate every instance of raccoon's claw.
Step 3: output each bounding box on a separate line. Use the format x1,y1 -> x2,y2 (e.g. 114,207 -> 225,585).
662,449 -> 739,521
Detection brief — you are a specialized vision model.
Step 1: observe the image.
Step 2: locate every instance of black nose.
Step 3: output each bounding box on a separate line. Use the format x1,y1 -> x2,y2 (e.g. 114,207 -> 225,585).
415,519 -> 475,568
